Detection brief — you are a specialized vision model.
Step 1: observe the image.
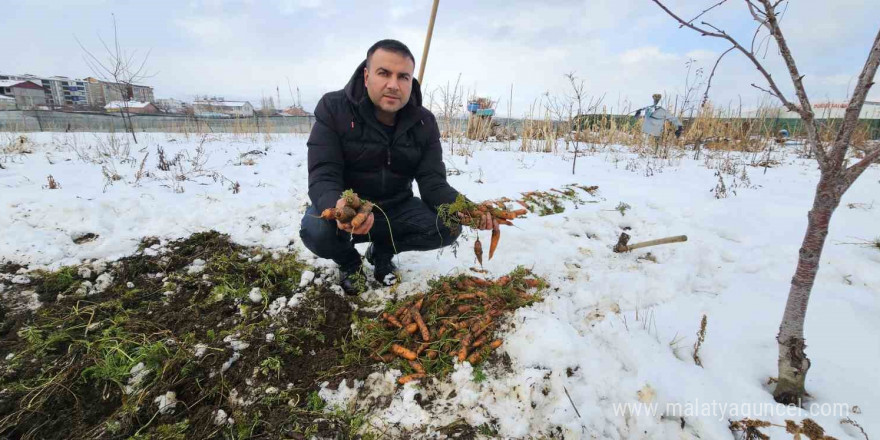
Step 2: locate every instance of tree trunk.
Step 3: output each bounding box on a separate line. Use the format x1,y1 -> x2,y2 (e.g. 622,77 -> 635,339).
127,112 -> 138,144
774,174 -> 842,404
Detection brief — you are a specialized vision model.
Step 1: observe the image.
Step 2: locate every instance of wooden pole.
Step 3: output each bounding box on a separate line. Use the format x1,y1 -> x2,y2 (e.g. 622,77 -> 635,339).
613,232 -> 688,253
625,235 -> 688,252
418,0 -> 440,84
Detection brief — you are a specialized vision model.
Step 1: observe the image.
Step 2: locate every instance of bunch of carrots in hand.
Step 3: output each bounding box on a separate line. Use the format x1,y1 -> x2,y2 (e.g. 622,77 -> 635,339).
319,190 -> 374,232
448,196 -> 528,266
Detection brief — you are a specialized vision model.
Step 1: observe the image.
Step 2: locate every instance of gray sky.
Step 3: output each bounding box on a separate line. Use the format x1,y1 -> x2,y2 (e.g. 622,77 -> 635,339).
3,0 -> 878,115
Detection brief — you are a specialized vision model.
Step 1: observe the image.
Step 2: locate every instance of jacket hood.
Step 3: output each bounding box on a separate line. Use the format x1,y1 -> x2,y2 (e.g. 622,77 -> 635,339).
343,59 -> 423,110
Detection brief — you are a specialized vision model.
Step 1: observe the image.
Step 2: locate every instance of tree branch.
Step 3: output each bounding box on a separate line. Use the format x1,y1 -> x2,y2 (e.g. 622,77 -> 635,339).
750,83 -> 783,100
651,0 -> 801,115
703,46 -> 736,106
746,0 -> 771,32
684,0 -> 728,28
829,28 -> 880,169
755,0 -> 825,165
842,145 -> 880,188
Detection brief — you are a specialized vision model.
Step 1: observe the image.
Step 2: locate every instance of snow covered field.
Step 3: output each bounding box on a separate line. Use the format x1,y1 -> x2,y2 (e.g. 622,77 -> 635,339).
1,132 -> 878,439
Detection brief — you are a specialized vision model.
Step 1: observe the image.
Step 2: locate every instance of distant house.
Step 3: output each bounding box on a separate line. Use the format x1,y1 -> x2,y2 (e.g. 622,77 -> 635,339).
0,80 -> 47,109
193,99 -> 254,118
154,98 -> 187,114
281,105 -> 310,117
104,101 -> 158,114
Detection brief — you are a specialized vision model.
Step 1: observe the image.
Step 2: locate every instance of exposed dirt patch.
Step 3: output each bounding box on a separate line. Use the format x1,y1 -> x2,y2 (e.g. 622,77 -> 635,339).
0,231 -> 372,439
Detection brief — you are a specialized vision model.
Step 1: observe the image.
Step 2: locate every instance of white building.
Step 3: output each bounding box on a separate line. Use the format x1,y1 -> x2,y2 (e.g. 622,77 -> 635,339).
193,98 -> 254,118
154,98 -> 187,114
104,101 -> 158,114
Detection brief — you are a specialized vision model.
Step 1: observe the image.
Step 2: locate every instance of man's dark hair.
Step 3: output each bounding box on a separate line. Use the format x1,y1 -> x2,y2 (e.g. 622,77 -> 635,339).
366,39 -> 416,68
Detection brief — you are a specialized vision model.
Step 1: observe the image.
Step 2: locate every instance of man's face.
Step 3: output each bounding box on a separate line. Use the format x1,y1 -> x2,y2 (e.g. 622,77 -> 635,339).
364,49 -> 414,116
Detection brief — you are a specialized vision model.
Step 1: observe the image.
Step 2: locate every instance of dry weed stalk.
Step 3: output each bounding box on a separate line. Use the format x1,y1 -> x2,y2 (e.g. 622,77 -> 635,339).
45,175 -> 60,190
693,314 -> 707,367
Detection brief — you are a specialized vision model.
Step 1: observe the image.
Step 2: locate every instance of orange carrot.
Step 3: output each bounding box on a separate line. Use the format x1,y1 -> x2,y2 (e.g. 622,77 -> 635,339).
471,277 -> 492,287
458,334 -> 473,362
474,323 -> 492,340
404,323 -> 418,334
474,238 -> 483,266
457,293 -> 477,301
409,360 -> 426,374
523,278 -> 540,288
412,309 -> 430,342
382,312 -> 403,328
472,335 -> 488,348
512,209 -> 528,216
391,344 -> 418,361
467,351 -> 482,364
457,305 -> 473,314
351,212 -> 368,229
489,339 -> 502,349
398,373 -> 426,385
494,211 -> 518,220
488,225 -> 500,260
320,208 -> 337,220
495,276 -> 511,286
416,342 -> 429,355
400,310 -> 413,326
426,350 -> 438,359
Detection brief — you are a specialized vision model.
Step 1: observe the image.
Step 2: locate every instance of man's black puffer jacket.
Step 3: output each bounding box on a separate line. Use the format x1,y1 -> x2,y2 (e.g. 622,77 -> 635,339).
306,60 -> 459,213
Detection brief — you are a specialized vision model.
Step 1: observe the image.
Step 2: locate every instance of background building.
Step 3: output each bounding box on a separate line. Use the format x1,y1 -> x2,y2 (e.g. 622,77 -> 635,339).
104,101 -> 158,114
85,77 -> 155,108
0,80 -> 47,109
193,97 -> 254,118
154,98 -> 187,114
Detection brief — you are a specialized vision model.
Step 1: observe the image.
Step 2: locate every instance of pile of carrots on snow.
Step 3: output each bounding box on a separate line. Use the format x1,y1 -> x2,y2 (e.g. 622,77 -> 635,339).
355,268 -> 546,385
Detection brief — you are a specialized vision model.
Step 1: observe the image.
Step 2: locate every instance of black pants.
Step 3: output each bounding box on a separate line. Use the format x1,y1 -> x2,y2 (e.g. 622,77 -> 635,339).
299,197 -> 460,266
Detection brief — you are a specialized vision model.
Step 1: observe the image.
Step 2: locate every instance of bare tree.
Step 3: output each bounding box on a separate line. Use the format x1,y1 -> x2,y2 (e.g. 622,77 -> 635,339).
564,72 -> 603,175
652,0 -> 880,405
436,74 -> 464,153
77,13 -> 153,144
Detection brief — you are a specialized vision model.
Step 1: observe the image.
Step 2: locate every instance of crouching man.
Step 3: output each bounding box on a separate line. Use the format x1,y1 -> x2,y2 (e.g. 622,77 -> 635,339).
300,39 -> 494,295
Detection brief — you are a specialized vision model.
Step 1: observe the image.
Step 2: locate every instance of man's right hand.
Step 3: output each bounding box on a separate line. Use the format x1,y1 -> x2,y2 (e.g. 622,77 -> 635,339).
335,197 -> 374,235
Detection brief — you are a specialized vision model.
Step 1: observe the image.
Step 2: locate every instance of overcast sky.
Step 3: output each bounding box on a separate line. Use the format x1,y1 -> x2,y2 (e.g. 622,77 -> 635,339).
3,0 -> 878,115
